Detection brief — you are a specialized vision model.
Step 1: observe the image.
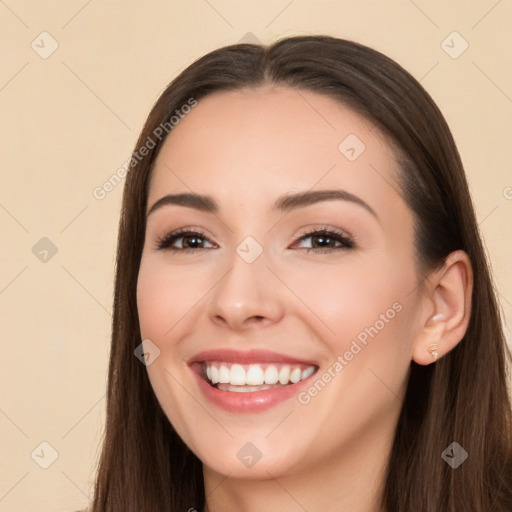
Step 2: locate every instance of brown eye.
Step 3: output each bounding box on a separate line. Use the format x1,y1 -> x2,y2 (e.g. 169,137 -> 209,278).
155,230 -> 216,251
293,229 -> 354,253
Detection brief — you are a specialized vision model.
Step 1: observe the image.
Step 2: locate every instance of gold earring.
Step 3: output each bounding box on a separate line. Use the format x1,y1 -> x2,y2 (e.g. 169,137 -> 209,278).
428,343 -> 439,361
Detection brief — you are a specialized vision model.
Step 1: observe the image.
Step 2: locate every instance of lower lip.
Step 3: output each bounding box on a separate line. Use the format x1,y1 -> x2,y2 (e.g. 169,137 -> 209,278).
191,367 -> 315,413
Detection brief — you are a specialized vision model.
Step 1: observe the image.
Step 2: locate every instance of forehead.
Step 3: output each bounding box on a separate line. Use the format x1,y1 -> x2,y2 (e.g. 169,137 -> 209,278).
148,87 -> 404,222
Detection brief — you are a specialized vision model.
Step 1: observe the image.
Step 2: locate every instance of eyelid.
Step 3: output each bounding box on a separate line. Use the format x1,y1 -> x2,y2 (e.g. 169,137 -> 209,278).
293,224 -> 354,240
154,225 -> 356,252
153,227 -> 216,251
290,225 -> 355,251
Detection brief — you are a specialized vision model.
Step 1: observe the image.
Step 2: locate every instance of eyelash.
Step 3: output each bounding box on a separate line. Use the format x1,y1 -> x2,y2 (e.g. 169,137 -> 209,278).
154,226 -> 355,253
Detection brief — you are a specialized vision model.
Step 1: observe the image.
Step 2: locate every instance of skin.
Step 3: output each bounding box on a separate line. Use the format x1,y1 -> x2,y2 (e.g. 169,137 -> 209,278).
136,86 -> 473,512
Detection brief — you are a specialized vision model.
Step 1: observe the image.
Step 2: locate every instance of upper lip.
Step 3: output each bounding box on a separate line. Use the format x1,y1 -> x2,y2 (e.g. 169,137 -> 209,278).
187,349 -> 318,366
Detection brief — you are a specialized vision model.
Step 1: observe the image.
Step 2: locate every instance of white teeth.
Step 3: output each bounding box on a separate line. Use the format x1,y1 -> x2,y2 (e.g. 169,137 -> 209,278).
301,366 -> 315,380
218,365 -> 230,384
246,365 -> 265,385
230,364 -> 246,385
203,362 -> 316,388
210,365 -> 219,384
278,366 -> 290,385
290,368 -> 302,383
217,383 -> 274,393
264,365 -> 279,384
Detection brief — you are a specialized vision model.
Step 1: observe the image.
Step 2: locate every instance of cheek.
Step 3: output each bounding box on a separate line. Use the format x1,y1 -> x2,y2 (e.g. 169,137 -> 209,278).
136,261 -> 202,447
136,259 -> 208,340
284,255 -> 416,382
136,267 -> 171,341
288,258 -> 404,336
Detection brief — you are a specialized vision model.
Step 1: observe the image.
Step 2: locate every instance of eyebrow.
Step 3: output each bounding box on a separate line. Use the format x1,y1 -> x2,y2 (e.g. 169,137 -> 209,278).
147,189 -> 378,220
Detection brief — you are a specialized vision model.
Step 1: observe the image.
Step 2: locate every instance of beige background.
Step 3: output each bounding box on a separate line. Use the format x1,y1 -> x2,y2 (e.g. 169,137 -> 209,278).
0,1 -> 511,510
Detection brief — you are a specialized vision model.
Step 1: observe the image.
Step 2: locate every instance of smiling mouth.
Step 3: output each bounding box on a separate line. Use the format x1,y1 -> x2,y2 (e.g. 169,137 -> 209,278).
197,361 -> 319,392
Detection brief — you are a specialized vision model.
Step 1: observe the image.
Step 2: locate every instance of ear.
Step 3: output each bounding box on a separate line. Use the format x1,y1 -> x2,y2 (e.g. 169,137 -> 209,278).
412,250 -> 473,365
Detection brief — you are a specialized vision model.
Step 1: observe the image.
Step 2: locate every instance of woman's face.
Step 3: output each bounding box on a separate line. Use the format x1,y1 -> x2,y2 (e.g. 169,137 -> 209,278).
137,87 -> 424,479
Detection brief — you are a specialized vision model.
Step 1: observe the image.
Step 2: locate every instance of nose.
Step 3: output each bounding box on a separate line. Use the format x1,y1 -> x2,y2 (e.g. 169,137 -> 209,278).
207,248 -> 285,331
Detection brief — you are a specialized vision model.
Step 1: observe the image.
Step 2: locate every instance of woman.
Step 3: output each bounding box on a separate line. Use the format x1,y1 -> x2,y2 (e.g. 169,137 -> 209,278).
89,35 -> 512,511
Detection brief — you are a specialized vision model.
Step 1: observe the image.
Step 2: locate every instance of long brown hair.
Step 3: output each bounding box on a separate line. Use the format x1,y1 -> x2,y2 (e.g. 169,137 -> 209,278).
90,35 -> 512,511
